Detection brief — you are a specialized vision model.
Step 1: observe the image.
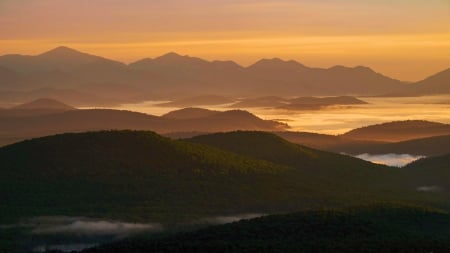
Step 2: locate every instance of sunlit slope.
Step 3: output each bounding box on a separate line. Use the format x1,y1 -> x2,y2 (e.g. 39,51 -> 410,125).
188,131 -> 388,178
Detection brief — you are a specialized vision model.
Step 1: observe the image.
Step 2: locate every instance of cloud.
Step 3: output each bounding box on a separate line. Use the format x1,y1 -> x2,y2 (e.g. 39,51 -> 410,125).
355,153 -> 425,167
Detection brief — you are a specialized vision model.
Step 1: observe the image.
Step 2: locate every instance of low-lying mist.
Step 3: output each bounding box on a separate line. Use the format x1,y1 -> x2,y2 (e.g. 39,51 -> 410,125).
355,153 -> 425,167
1,213 -> 264,252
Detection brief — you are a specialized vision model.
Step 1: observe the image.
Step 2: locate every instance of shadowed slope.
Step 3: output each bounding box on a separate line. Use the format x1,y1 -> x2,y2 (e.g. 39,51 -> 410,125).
83,206 -> 450,253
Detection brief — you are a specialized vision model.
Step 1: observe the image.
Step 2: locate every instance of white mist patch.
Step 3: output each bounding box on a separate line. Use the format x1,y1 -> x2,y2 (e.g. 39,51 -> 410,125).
32,220 -> 161,236
417,185 -> 442,193
355,153 -> 425,167
200,213 -> 266,225
24,216 -> 162,237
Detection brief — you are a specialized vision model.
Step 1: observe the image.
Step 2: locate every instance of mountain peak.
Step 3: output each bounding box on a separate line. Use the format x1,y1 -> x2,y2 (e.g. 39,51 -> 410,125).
38,46 -> 85,58
11,98 -> 76,111
248,58 -> 306,70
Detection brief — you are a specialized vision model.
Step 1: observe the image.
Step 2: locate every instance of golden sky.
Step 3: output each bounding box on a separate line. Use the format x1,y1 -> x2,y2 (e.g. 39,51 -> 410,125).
1,0 -> 449,81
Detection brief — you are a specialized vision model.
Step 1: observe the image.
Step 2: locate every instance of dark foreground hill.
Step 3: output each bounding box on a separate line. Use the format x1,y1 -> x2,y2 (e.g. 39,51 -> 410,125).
0,130 -> 435,224
405,152 -> 450,192
84,206 -> 450,253
1,131 -> 449,252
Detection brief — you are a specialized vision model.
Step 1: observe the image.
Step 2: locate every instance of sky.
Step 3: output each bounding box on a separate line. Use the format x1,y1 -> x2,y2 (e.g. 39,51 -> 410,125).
0,0 -> 449,81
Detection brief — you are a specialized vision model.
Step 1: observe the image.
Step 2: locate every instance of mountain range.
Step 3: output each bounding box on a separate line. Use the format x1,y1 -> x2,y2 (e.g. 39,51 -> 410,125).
1,47 -> 449,106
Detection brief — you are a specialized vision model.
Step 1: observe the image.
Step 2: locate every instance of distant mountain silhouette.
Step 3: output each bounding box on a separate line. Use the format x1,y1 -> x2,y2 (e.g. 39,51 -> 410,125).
334,135 -> 450,157
410,68 -> 450,95
11,98 -> 75,111
279,96 -> 367,110
0,65 -> 20,88
157,95 -> 235,107
342,120 -> 450,142
0,98 -> 76,118
0,107 -> 287,146
230,96 -> 290,108
162,108 -> 220,119
0,47 -> 420,104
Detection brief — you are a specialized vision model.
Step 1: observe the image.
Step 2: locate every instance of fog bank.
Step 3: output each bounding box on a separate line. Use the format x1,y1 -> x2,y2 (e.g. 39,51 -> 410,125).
355,153 -> 425,167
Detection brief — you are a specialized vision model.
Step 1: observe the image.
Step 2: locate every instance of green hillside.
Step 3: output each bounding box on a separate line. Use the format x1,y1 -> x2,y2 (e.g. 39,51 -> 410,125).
0,130 -> 292,224
187,131 -> 396,187
1,131 -> 449,252
0,130 -> 437,225
84,205 -> 450,253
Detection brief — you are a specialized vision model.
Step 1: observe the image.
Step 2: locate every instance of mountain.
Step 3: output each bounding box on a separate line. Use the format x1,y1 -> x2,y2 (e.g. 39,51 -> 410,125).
408,68 -> 450,95
10,98 -> 75,111
276,131 -> 450,157
274,131 -> 364,150
333,135 -> 450,157
0,46 -> 126,75
289,96 -> 367,105
0,130 -> 433,224
245,61 -> 405,96
0,47 -> 132,90
230,96 -> 290,108
0,66 -> 20,88
0,47 -> 414,103
280,96 -> 368,110
0,98 -> 76,118
157,95 -> 235,107
162,108 -> 220,119
187,131 -> 386,179
402,152 -> 450,199
0,130 -> 286,224
0,131 -> 446,252
83,206 -> 450,253
0,108 -> 287,147
342,120 -> 450,142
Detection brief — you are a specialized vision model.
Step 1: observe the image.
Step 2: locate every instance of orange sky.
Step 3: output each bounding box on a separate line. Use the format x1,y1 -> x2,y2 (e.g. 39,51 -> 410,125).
1,0 -> 449,81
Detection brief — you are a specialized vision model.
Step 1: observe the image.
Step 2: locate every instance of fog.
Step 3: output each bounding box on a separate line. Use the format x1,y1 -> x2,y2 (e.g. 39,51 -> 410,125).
199,213 -> 266,225
32,220 -> 161,237
417,185 -> 442,193
355,153 -> 425,167
109,95 -> 450,135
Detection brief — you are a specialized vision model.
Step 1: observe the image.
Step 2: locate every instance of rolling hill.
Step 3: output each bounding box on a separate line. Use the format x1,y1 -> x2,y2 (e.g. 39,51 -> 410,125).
162,108 -> 220,119
0,106 -> 287,147
83,206 -> 450,253
0,130 -> 432,224
342,120 -> 450,142
10,98 -> 75,111
0,131 -> 448,252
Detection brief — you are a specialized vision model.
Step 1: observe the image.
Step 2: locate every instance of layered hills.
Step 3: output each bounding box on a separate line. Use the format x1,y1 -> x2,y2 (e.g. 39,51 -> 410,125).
1,130 -> 449,252
0,101 -> 287,146
0,130 -> 431,224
